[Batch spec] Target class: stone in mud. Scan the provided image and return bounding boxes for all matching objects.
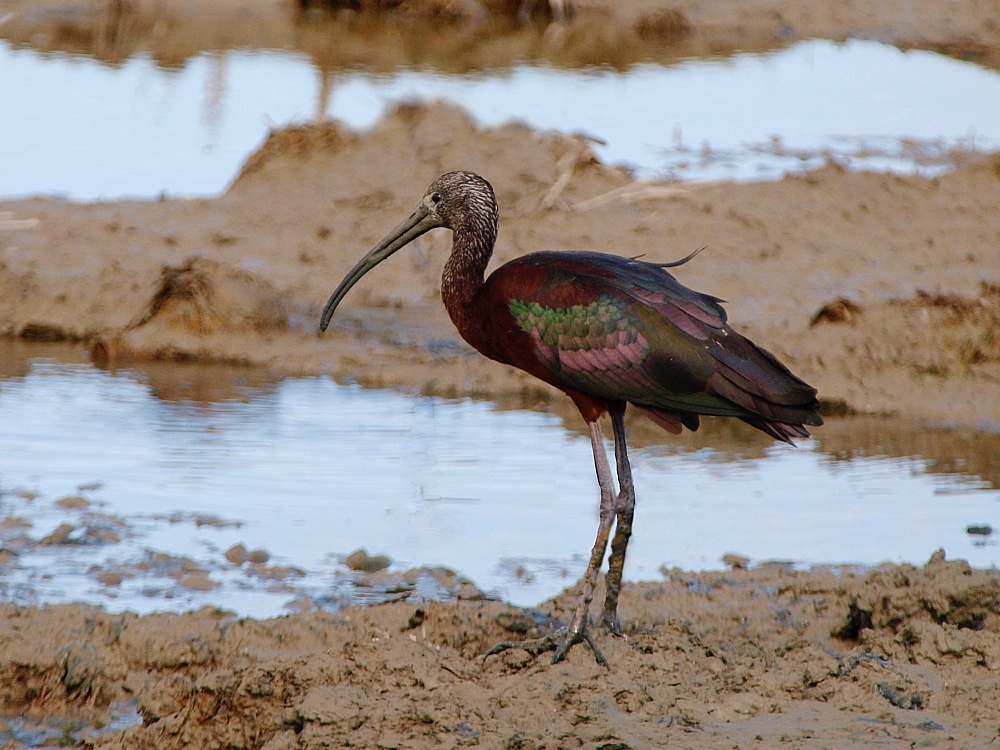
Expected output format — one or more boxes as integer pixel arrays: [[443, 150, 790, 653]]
[[96, 570, 125, 587], [247, 548, 271, 564], [39, 523, 75, 545], [722, 553, 750, 570], [344, 548, 391, 572], [55, 495, 90, 509], [177, 572, 219, 592]]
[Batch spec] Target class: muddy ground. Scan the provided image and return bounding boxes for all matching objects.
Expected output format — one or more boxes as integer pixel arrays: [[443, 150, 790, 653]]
[[3, 0, 1000, 747], [3, 556, 1000, 748]]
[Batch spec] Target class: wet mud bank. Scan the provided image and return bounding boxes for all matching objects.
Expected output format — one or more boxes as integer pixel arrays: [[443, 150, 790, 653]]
[[2, 554, 999, 748]]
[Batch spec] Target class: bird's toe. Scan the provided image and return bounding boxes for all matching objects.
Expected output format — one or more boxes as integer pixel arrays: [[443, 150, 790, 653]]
[[553, 625, 609, 668], [598, 609, 624, 636], [483, 624, 609, 668]]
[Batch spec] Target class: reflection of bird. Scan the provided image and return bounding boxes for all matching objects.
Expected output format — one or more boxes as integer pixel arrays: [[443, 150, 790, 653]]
[[320, 171, 822, 665]]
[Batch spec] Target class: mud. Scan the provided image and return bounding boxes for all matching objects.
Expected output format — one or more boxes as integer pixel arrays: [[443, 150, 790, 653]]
[[4, 0, 1000, 71], [0, 553, 997, 748], [3, 1, 1000, 747]]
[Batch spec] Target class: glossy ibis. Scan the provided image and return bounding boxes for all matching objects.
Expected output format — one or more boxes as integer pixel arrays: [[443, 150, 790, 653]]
[[320, 171, 822, 665]]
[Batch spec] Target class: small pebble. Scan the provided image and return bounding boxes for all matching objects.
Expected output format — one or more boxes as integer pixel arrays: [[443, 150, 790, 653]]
[[96, 571, 124, 587], [39, 523, 75, 545], [345, 548, 391, 572], [246, 548, 271, 564], [722, 553, 750, 570], [224, 543, 248, 565], [56, 495, 90, 510], [177, 572, 219, 591], [0, 516, 31, 530]]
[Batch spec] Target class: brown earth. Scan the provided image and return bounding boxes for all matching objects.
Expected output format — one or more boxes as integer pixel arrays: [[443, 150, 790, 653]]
[[4, 0, 1000, 71], [3, 2, 1000, 748], [2, 554, 1000, 748]]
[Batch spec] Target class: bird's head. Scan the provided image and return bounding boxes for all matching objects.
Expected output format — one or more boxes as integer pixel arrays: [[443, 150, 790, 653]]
[[423, 171, 499, 236], [319, 171, 497, 332]]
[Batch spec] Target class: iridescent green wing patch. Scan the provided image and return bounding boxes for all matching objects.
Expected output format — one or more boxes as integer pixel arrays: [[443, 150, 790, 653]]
[[508, 296, 657, 397]]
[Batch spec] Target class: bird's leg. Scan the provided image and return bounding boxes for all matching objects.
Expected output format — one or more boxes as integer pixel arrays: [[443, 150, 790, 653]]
[[551, 417, 617, 666], [600, 404, 635, 635], [484, 417, 615, 667]]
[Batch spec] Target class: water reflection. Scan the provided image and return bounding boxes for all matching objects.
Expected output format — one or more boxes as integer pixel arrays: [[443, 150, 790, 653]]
[[1, 37, 998, 199], [0, 346, 997, 617]]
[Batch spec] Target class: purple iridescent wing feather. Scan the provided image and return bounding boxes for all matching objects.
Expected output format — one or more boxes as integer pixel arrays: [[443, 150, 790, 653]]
[[500, 252, 820, 434]]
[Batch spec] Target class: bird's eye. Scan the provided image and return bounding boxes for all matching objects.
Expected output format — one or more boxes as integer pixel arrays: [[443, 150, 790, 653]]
[[430, 192, 442, 204]]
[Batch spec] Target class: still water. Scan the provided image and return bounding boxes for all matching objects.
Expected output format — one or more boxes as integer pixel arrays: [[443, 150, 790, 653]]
[[1, 353, 997, 618], [2, 38, 999, 199]]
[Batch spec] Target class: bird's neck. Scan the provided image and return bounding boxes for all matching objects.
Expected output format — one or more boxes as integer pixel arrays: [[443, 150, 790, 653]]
[[441, 224, 495, 339]]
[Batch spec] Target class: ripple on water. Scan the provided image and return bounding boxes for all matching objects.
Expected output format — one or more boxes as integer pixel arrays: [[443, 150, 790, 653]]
[[0, 39, 998, 199], [0, 353, 998, 617]]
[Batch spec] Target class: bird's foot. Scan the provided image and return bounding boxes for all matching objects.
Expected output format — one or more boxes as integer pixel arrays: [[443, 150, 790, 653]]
[[598, 609, 624, 637], [553, 622, 609, 668], [598, 609, 652, 655], [485, 632, 560, 661], [485, 623, 608, 668]]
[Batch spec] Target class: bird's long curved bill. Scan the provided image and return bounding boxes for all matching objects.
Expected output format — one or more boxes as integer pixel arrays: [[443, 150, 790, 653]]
[[319, 204, 439, 332]]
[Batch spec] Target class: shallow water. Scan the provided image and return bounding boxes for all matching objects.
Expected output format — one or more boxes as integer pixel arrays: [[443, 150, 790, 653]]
[[1, 348, 997, 618], [1, 38, 998, 199]]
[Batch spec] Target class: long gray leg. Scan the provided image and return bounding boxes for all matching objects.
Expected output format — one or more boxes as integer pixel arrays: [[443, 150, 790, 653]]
[[552, 417, 617, 666], [485, 416, 617, 667], [600, 404, 635, 634]]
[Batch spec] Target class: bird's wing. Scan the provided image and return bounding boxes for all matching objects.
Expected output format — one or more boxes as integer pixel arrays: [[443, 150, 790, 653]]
[[493, 253, 725, 411], [507, 292, 668, 400], [490, 252, 817, 425]]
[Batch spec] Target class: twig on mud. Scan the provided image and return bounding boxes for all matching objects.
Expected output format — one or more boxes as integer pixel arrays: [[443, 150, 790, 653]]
[[570, 180, 706, 211], [0, 211, 40, 230], [540, 138, 601, 211], [540, 151, 582, 211]]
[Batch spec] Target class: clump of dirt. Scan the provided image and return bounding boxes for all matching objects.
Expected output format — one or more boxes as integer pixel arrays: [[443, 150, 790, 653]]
[[343, 548, 392, 572], [137, 257, 288, 335], [891, 285, 1000, 372], [91, 257, 288, 365], [1, 555, 999, 748], [225, 100, 625, 216], [802, 283, 1000, 384], [810, 297, 863, 326], [834, 550, 1000, 638]]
